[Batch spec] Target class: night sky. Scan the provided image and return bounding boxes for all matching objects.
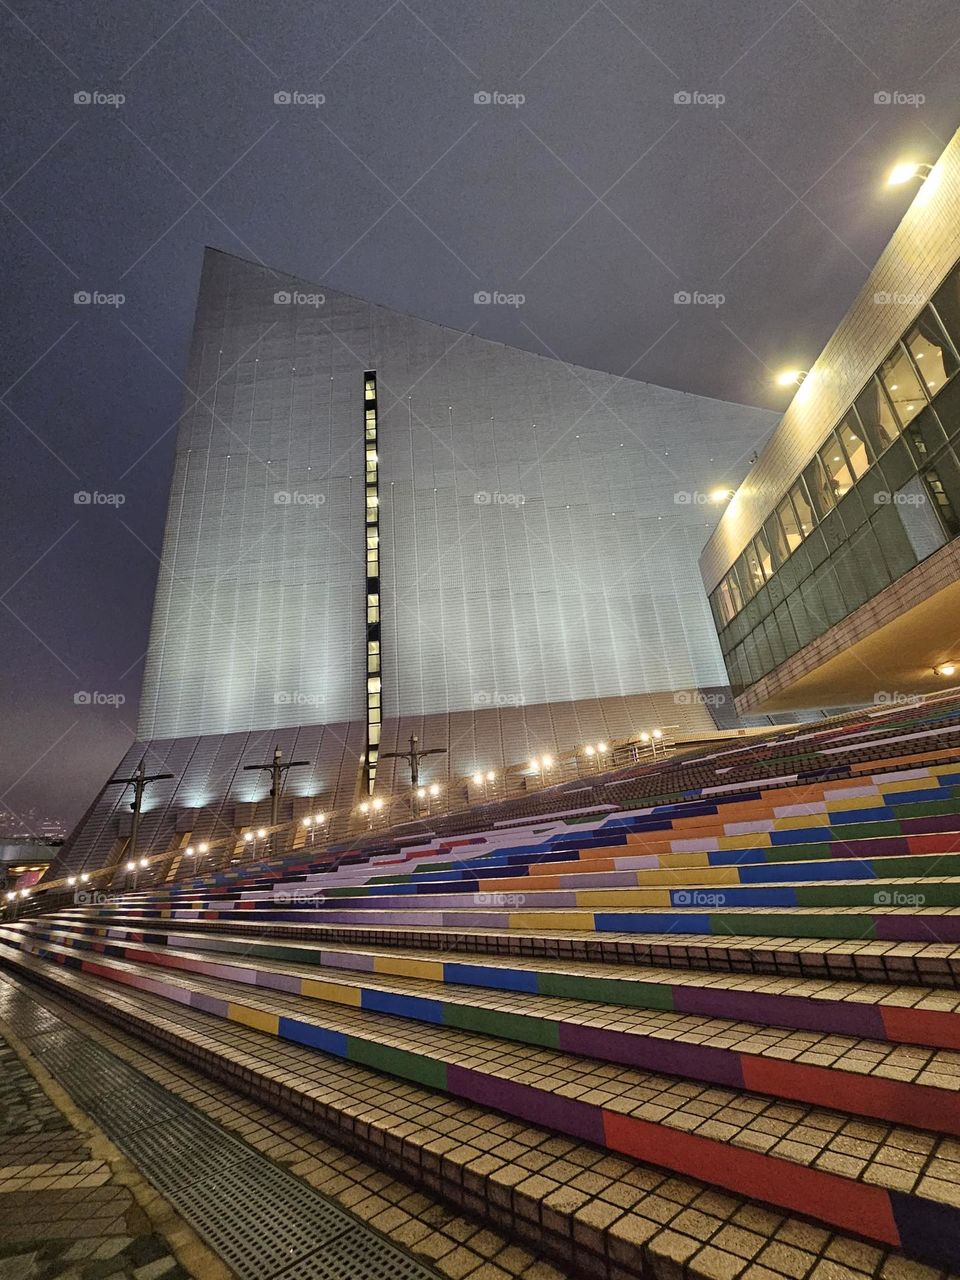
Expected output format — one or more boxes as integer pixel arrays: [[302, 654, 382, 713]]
[[2, 0, 959, 831]]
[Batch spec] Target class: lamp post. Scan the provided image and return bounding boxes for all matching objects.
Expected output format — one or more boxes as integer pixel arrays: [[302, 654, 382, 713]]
[[108, 757, 174, 868], [243, 746, 310, 828]]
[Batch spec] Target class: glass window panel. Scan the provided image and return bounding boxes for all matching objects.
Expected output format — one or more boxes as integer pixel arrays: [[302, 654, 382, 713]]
[[922, 462, 960, 539], [801, 456, 834, 520], [905, 306, 959, 396], [855, 377, 900, 455], [734, 554, 755, 601], [878, 344, 927, 427], [754, 528, 773, 580], [818, 432, 855, 501], [777, 496, 803, 552], [789, 479, 815, 535], [932, 265, 960, 351], [716, 581, 735, 626], [743, 542, 766, 593], [764, 512, 790, 569], [727, 569, 744, 613], [836, 413, 872, 480]]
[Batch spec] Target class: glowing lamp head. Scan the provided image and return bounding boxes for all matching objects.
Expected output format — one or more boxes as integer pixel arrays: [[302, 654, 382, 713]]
[[596, 742, 608, 753], [584, 745, 595, 756], [315, 814, 325, 824], [359, 802, 369, 814], [473, 772, 484, 785], [416, 787, 426, 798], [256, 830, 265, 840], [428, 783, 440, 797], [127, 861, 137, 871], [302, 816, 312, 827], [709, 488, 734, 503], [199, 842, 210, 853], [935, 663, 957, 678], [775, 368, 806, 387], [486, 771, 495, 782], [542, 755, 554, 769], [373, 797, 384, 811], [887, 160, 922, 187], [67, 876, 76, 886], [243, 832, 253, 843]]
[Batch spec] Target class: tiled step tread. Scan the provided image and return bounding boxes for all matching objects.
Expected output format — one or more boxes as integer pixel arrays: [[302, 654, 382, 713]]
[[13, 923, 960, 1092], [34, 917, 960, 1015], [10, 934, 960, 1210], [56, 909, 960, 985], [6, 949, 956, 1280]]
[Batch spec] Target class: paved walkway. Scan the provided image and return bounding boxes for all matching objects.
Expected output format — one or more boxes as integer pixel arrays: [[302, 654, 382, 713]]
[[0, 1026, 191, 1280]]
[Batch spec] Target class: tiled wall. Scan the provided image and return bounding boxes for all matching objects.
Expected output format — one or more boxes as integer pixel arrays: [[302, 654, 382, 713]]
[[137, 249, 777, 741], [701, 127, 960, 594]]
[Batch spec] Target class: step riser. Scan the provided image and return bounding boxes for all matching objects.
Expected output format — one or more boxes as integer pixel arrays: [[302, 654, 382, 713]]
[[85, 904, 960, 943], [23, 918, 960, 1051], [51, 909, 960, 987]]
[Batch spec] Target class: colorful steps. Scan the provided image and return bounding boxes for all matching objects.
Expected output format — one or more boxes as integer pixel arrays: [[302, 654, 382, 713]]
[[4, 938, 960, 1268], [6, 949, 950, 1280], [9, 920, 960, 1136], [25, 916, 960, 1050]]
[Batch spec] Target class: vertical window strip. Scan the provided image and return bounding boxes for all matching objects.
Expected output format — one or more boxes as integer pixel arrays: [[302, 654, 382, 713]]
[[364, 372, 380, 795]]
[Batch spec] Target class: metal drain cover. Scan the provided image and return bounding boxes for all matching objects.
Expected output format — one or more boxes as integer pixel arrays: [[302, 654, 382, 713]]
[[11, 987, 442, 1280]]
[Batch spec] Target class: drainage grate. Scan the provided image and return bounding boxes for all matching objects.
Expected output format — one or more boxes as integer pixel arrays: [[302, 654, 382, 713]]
[[19, 999, 441, 1280], [175, 1156, 360, 1277], [277, 1231, 449, 1280]]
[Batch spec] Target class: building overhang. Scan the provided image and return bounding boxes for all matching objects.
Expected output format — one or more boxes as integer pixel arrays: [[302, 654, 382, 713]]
[[734, 537, 960, 712]]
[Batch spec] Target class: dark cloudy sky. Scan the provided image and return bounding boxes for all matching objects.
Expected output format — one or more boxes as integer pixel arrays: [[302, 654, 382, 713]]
[[2, 0, 959, 829]]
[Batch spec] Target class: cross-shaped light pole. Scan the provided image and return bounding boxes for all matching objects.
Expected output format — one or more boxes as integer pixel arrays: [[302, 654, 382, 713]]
[[109, 757, 174, 865], [380, 734, 447, 789], [244, 746, 310, 829], [380, 734, 446, 813]]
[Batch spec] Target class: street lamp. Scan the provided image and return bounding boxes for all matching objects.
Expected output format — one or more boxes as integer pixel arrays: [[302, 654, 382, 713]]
[[775, 368, 807, 387], [887, 160, 932, 186]]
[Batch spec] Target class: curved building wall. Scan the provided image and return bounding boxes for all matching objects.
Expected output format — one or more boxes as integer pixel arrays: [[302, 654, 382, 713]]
[[137, 249, 778, 741]]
